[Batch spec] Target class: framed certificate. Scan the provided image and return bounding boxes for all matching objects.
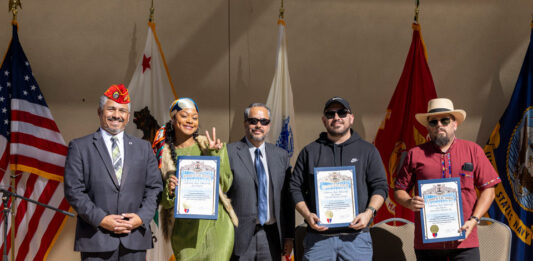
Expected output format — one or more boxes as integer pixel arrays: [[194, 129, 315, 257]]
[[418, 178, 465, 243], [314, 166, 358, 228], [174, 156, 219, 220]]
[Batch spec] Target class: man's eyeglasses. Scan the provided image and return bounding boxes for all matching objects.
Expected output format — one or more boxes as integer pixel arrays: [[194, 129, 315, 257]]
[[246, 118, 271, 125], [324, 109, 350, 119], [428, 117, 452, 127]]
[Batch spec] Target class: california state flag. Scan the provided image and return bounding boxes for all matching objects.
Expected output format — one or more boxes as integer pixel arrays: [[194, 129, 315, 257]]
[[126, 21, 176, 261], [126, 22, 177, 141]]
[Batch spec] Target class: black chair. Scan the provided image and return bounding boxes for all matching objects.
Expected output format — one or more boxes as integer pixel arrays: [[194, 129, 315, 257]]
[[294, 223, 307, 261]]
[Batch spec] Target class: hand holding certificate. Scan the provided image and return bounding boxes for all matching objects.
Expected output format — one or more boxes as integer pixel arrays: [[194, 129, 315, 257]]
[[314, 166, 358, 228], [174, 156, 220, 220], [418, 178, 465, 243]]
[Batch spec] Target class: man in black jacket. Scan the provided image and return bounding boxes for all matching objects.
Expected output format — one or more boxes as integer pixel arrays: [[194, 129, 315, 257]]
[[290, 97, 388, 260]]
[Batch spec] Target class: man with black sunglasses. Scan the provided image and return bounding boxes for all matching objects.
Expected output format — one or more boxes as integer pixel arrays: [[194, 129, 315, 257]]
[[394, 98, 500, 261], [227, 103, 295, 261], [290, 97, 388, 260]]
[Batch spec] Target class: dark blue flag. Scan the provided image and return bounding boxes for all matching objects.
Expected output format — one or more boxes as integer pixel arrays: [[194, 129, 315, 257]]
[[484, 23, 533, 261]]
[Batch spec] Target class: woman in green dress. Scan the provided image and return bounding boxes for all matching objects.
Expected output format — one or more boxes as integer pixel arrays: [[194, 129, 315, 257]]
[[153, 97, 238, 261]]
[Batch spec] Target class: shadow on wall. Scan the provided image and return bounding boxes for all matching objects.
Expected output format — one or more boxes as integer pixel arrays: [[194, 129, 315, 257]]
[[123, 23, 138, 85], [229, 57, 248, 143], [353, 112, 367, 142], [476, 75, 506, 146], [164, 0, 274, 102], [475, 32, 531, 145]]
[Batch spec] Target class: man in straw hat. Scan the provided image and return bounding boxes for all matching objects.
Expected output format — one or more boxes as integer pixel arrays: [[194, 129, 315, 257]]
[[394, 98, 501, 261], [64, 84, 163, 260]]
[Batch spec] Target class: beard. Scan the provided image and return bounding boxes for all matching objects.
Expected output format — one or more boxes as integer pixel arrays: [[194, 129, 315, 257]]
[[433, 135, 450, 147], [247, 127, 266, 142], [431, 128, 453, 147], [250, 136, 265, 142], [327, 127, 350, 137], [326, 121, 350, 137], [249, 133, 265, 142], [104, 117, 125, 134]]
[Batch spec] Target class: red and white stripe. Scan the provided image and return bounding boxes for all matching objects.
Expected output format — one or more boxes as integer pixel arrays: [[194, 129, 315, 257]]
[[0, 98, 70, 260]]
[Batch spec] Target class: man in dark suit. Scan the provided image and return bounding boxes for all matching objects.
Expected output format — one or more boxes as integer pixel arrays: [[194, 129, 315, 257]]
[[64, 84, 163, 261], [227, 103, 295, 261]]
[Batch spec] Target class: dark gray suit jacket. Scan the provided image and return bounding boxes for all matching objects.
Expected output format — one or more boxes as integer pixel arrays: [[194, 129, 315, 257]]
[[64, 131, 163, 252], [227, 138, 295, 256]]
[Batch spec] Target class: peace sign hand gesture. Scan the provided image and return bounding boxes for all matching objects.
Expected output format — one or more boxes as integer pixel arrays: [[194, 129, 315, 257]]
[[205, 127, 223, 151]]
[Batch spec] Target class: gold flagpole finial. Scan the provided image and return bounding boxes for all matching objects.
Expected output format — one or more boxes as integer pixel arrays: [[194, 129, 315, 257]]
[[414, 0, 420, 24], [149, 0, 155, 22], [9, 0, 22, 22], [279, 0, 284, 19]]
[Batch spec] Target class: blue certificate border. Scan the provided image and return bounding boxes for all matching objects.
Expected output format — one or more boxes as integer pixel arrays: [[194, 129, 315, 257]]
[[418, 178, 465, 243], [313, 166, 358, 228], [174, 155, 220, 220]]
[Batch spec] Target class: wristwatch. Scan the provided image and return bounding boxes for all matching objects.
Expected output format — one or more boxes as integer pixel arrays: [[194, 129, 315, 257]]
[[469, 215, 480, 224], [366, 206, 377, 217]]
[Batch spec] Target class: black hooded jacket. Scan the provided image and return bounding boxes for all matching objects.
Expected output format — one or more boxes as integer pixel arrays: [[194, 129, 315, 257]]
[[290, 129, 388, 234]]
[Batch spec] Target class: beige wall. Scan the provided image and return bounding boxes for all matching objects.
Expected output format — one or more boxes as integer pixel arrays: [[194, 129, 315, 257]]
[[0, 0, 532, 260]]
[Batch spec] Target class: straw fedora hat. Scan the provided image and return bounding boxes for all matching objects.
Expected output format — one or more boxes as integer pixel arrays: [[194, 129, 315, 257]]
[[415, 98, 466, 127]]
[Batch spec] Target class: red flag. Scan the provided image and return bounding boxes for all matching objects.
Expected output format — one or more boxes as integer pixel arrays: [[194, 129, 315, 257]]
[[373, 23, 437, 223]]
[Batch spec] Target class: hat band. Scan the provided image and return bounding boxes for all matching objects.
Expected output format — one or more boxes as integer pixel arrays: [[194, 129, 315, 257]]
[[428, 108, 452, 113]]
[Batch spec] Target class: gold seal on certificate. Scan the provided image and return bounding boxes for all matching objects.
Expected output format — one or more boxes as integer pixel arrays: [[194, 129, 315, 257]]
[[418, 178, 465, 243], [314, 166, 358, 228], [174, 156, 220, 220]]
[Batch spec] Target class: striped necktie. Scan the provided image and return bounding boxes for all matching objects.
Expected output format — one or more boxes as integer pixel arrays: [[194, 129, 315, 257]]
[[111, 136, 122, 185]]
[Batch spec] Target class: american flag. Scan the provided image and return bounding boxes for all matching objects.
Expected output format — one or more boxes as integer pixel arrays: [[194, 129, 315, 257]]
[[0, 22, 70, 260]]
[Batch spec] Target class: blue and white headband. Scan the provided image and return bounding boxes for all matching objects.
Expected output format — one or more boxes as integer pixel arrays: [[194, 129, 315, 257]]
[[169, 98, 199, 118]]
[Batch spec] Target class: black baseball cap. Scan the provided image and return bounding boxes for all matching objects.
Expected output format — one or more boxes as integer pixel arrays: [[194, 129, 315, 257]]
[[323, 96, 351, 112]]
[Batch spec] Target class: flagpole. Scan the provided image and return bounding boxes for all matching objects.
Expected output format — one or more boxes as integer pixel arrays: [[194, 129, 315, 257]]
[[279, 0, 284, 19], [149, 0, 154, 22], [8, 2, 22, 259], [8, 0, 21, 22], [414, 0, 420, 24]]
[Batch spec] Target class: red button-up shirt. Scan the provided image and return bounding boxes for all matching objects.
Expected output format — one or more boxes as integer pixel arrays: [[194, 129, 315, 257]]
[[395, 139, 501, 249]]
